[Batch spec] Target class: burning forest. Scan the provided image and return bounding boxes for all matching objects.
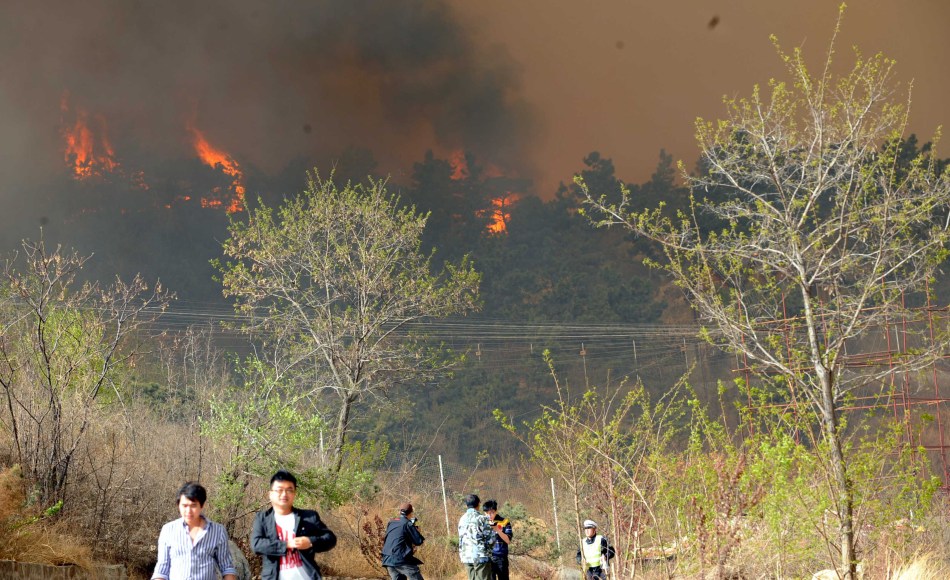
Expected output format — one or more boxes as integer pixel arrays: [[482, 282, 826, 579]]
[[3, 2, 950, 579], [0, 0, 542, 300]]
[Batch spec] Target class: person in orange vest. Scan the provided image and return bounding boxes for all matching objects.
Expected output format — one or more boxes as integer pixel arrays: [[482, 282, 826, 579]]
[[575, 520, 614, 580]]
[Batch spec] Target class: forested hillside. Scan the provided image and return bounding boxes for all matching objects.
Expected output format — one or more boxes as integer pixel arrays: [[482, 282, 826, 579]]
[[17, 136, 946, 463]]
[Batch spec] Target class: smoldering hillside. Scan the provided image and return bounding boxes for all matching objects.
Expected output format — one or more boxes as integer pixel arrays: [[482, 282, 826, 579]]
[[0, 0, 538, 298]]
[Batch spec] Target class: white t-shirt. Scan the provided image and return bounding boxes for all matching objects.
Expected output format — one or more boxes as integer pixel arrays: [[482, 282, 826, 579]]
[[274, 512, 309, 580]]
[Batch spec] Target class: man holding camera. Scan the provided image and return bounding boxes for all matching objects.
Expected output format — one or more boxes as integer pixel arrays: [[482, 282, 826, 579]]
[[381, 502, 426, 580], [483, 500, 512, 580]]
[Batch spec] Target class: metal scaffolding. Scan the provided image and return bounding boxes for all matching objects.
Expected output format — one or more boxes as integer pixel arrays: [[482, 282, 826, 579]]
[[730, 288, 950, 491]]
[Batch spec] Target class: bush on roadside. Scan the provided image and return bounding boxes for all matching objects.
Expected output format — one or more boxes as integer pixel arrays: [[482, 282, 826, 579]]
[[0, 465, 93, 569]]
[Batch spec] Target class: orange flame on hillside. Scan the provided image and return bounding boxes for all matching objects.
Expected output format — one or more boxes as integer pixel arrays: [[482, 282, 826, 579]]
[[60, 94, 118, 179], [188, 125, 246, 213], [449, 150, 518, 234], [487, 194, 516, 234]]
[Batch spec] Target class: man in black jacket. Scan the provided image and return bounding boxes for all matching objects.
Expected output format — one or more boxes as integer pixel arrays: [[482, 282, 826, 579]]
[[483, 500, 512, 580], [251, 470, 337, 580], [381, 502, 425, 580]]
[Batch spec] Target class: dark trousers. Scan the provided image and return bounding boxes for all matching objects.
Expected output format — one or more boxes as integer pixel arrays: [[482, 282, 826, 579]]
[[463, 561, 492, 580], [489, 555, 509, 580], [385, 564, 425, 580], [585, 565, 607, 580]]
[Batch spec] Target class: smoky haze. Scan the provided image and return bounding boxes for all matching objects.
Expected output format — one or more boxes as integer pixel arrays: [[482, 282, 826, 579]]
[[0, 0, 535, 199], [453, 0, 950, 195], [1, 0, 948, 300]]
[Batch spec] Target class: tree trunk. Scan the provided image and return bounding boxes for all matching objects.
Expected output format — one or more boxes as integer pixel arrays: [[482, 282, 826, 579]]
[[331, 392, 356, 472], [820, 371, 856, 580], [571, 478, 582, 571]]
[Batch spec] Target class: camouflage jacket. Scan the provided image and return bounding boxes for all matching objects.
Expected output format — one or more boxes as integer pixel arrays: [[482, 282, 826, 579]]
[[457, 508, 494, 564]]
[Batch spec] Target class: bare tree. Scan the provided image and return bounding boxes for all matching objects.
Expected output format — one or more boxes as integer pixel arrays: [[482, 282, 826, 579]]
[[154, 323, 231, 479], [217, 173, 480, 471], [495, 350, 602, 569], [579, 11, 950, 578], [0, 238, 169, 504]]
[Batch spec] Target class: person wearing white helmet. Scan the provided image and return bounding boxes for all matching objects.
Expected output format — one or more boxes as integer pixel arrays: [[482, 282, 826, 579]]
[[575, 520, 614, 580]]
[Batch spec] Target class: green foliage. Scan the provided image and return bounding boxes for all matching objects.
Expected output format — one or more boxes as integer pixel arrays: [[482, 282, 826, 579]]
[[580, 10, 950, 575], [201, 356, 329, 528], [498, 352, 689, 575], [10, 499, 64, 531], [201, 349, 388, 528], [216, 171, 480, 471], [306, 440, 388, 508], [499, 502, 552, 558], [642, 376, 948, 578]]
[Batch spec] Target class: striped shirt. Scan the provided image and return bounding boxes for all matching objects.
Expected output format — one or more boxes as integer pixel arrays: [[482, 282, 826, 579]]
[[152, 516, 237, 580]]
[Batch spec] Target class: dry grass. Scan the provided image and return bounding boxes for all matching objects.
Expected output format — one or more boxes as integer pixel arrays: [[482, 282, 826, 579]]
[[318, 469, 564, 580], [0, 465, 94, 569], [322, 491, 469, 579], [887, 553, 949, 580], [3, 401, 950, 580]]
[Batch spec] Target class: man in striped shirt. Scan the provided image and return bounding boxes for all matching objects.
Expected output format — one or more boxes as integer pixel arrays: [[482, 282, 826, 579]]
[[152, 482, 236, 580]]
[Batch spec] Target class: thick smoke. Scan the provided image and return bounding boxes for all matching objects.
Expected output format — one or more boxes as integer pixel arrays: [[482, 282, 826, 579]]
[[0, 0, 535, 202], [0, 0, 537, 298]]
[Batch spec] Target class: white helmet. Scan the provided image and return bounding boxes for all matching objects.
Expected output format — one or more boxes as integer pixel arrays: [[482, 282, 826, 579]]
[[583, 519, 597, 529]]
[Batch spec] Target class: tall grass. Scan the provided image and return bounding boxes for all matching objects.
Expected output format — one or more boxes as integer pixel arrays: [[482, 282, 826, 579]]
[[0, 465, 93, 569]]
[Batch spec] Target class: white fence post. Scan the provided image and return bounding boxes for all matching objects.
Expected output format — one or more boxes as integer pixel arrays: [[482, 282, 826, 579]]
[[551, 477, 561, 562], [439, 454, 451, 536]]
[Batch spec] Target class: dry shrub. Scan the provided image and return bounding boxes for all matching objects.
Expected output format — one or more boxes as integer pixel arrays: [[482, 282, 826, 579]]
[[887, 553, 949, 580], [509, 554, 557, 579], [322, 496, 465, 579], [0, 465, 93, 568], [1, 401, 235, 577], [854, 492, 950, 580], [315, 462, 568, 580], [62, 404, 210, 575], [356, 509, 387, 568]]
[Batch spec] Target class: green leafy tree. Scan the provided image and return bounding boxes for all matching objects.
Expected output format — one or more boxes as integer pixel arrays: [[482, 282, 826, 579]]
[[495, 354, 594, 563], [217, 173, 480, 471], [201, 356, 385, 532], [474, 153, 669, 323], [201, 356, 327, 532], [579, 10, 950, 578], [497, 351, 686, 574]]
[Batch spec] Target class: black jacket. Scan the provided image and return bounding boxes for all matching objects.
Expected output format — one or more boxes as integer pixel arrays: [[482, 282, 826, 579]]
[[381, 515, 425, 567], [251, 506, 337, 580]]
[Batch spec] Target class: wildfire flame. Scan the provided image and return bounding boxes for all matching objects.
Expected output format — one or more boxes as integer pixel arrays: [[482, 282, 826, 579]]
[[487, 194, 515, 234], [60, 94, 118, 179], [188, 125, 246, 213], [449, 150, 516, 234]]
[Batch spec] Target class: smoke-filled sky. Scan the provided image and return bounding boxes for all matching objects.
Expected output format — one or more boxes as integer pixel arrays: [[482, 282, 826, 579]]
[[1, 0, 947, 216], [1, 0, 537, 193], [452, 0, 950, 194]]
